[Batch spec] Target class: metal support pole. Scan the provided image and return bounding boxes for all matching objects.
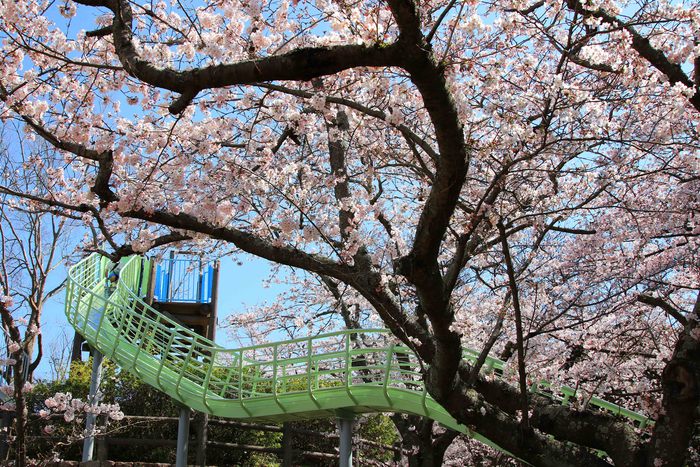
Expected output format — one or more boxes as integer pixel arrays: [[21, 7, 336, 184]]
[[338, 416, 354, 467], [176, 406, 191, 467], [167, 250, 175, 302], [82, 350, 104, 462]]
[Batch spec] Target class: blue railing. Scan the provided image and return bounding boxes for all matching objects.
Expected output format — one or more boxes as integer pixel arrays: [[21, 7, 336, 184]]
[[153, 257, 214, 303]]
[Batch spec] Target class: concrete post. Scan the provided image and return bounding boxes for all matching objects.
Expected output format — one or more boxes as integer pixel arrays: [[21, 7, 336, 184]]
[[82, 350, 104, 462], [176, 406, 191, 467]]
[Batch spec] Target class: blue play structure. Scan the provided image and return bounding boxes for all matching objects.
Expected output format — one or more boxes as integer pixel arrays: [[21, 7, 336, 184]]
[[153, 254, 215, 304]]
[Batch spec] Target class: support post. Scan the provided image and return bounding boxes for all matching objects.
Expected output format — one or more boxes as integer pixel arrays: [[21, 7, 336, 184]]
[[195, 412, 208, 466], [206, 261, 220, 341], [337, 415, 354, 467], [167, 250, 176, 302], [145, 259, 156, 305], [176, 406, 191, 467], [82, 350, 104, 462], [281, 422, 293, 467], [96, 435, 108, 462]]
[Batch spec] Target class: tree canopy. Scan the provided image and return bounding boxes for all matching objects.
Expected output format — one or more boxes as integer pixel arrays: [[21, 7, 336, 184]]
[[0, 0, 698, 465]]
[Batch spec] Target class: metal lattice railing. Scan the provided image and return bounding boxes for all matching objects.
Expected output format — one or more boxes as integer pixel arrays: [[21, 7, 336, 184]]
[[66, 255, 443, 415], [65, 253, 651, 447], [153, 257, 214, 303]]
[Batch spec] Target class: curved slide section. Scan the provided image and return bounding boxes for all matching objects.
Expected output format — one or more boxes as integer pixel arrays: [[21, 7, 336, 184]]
[[65, 254, 650, 456]]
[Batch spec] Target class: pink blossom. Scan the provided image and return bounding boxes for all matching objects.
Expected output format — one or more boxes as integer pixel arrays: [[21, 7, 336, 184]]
[[278, 217, 296, 235], [63, 410, 75, 422]]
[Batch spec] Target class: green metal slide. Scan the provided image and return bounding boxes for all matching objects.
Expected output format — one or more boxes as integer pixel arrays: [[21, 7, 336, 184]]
[[65, 253, 650, 456]]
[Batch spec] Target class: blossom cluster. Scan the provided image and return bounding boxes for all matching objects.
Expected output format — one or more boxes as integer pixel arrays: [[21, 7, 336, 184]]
[[43, 392, 124, 425]]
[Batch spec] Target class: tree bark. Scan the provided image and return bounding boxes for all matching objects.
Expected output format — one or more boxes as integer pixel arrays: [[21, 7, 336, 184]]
[[645, 293, 700, 466], [12, 357, 26, 467], [393, 416, 458, 467]]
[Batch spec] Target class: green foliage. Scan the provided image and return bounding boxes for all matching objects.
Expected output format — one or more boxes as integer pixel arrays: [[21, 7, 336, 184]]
[[358, 414, 399, 461]]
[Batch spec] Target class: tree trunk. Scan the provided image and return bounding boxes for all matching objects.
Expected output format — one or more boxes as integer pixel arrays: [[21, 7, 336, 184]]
[[12, 358, 26, 467], [405, 433, 455, 467], [646, 296, 700, 467], [394, 416, 457, 467]]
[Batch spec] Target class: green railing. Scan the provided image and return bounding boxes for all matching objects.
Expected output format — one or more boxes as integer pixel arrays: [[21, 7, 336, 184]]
[[65, 254, 651, 454]]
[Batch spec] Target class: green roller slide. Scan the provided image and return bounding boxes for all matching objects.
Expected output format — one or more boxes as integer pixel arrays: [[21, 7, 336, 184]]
[[65, 254, 651, 456]]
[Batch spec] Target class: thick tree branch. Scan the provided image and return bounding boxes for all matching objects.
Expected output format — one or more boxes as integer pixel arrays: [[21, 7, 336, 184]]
[[528, 405, 646, 467], [110, 232, 192, 260], [325, 109, 353, 242], [460, 363, 646, 466], [75, 0, 402, 114], [637, 294, 688, 326], [439, 382, 613, 467], [122, 208, 346, 276], [85, 25, 113, 38]]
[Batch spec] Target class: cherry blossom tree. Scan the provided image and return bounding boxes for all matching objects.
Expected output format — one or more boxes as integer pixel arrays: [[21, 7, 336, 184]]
[[0, 138, 75, 466], [0, 0, 698, 466]]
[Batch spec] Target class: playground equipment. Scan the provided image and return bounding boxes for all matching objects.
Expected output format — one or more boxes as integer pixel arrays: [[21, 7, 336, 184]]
[[150, 251, 219, 340], [65, 254, 650, 465]]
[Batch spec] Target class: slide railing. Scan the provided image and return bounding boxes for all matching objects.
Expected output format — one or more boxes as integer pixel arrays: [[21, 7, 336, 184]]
[[65, 253, 651, 455]]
